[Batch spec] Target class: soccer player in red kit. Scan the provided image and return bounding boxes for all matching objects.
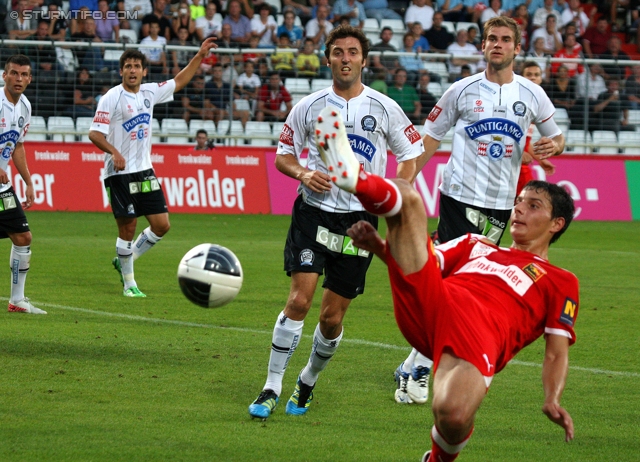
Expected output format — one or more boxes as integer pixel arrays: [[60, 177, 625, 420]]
[[315, 105, 578, 461]]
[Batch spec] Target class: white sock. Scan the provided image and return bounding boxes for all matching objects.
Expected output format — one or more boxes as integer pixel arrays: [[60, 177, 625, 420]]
[[264, 311, 304, 396], [116, 238, 136, 290], [402, 348, 419, 374], [299, 323, 343, 386], [132, 227, 161, 261], [9, 244, 30, 303], [414, 352, 434, 371]]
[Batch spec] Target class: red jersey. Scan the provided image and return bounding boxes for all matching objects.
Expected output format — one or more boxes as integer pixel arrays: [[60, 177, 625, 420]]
[[258, 84, 292, 111], [389, 234, 579, 379], [517, 124, 535, 194], [551, 49, 584, 77]]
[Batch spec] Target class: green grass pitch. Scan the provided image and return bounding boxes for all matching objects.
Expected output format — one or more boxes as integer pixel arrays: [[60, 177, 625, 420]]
[[1, 212, 639, 461]]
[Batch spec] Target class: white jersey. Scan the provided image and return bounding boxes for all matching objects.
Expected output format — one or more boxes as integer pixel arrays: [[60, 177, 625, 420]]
[[276, 85, 424, 213], [424, 72, 557, 210], [0, 91, 31, 193], [91, 80, 176, 178]]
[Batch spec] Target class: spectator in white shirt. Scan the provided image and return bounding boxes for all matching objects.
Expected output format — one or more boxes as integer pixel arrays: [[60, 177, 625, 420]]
[[480, 0, 505, 26], [529, 14, 562, 53], [196, 2, 222, 41], [251, 4, 277, 47], [404, 0, 435, 31], [532, 0, 562, 30], [446, 29, 480, 77]]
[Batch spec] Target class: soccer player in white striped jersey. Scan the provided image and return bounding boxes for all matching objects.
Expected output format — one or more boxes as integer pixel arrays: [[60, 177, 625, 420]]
[[1, 55, 46, 314], [248, 25, 424, 420], [89, 39, 217, 298], [395, 16, 566, 406]]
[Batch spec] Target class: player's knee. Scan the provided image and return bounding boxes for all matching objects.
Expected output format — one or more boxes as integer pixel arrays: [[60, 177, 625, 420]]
[[11, 231, 32, 247], [432, 400, 474, 435], [318, 310, 343, 331], [285, 292, 313, 317]]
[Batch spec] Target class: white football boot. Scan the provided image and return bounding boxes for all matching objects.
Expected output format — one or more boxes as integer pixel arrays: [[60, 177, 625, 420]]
[[8, 298, 47, 314]]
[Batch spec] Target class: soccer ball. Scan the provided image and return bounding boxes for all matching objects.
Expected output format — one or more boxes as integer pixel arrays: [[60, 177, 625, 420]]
[[177, 243, 243, 308]]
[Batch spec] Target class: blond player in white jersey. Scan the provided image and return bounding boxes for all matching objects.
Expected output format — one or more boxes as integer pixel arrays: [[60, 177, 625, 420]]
[[0, 55, 45, 314], [248, 25, 424, 420], [394, 16, 566, 406], [89, 39, 217, 298]]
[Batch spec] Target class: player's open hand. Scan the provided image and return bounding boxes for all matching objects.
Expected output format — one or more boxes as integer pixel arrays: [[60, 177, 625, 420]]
[[532, 137, 559, 160], [542, 402, 574, 442], [198, 37, 218, 58], [299, 169, 332, 193]]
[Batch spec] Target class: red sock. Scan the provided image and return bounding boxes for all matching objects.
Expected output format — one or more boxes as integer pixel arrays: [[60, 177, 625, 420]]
[[354, 171, 402, 217], [428, 425, 473, 462]]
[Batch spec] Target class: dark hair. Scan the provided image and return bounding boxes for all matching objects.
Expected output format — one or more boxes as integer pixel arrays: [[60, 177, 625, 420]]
[[4, 54, 31, 73], [147, 18, 160, 26], [380, 26, 393, 37], [196, 129, 208, 136], [278, 32, 290, 40], [521, 60, 541, 71], [523, 180, 575, 244], [325, 25, 370, 60], [482, 16, 521, 47], [119, 49, 148, 70]]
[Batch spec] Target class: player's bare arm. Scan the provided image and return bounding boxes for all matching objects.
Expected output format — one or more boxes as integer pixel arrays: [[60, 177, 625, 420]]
[[275, 153, 332, 193], [413, 134, 441, 181], [541, 333, 574, 442], [174, 37, 218, 93], [89, 131, 126, 172], [11, 142, 34, 209]]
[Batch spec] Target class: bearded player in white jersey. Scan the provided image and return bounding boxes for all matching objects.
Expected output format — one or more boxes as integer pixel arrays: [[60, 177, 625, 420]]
[[248, 25, 425, 420], [0, 55, 46, 314], [394, 16, 566, 407], [89, 39, 216, 298]]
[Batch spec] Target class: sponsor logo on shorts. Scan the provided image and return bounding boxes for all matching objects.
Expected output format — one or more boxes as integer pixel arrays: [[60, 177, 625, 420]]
[[93, 111, 110, 125], [522, 262, 546, 282], [404, 125, 420, 144], [279, 123, 294, 146], [315, 226, 370, 257], [559, 297, 577, 326], [427, 105, 442, 122], [299, 248, 314, 266]]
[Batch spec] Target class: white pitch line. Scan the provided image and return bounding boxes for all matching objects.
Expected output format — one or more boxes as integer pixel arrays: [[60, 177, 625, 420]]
[[19, 300, 640, 379]]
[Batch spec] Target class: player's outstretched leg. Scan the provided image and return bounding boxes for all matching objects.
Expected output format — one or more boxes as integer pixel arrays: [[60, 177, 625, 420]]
[[315, 106, 402, 217], [285, 373, 314, 416], [248, 389, 279, 420]]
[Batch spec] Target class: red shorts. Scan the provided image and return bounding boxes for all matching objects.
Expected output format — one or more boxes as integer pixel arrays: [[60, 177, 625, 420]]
[[386, 240, 502, 379]]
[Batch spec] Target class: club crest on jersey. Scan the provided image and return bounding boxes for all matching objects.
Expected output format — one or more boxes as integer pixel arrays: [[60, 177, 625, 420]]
[[513, 101, 526, 116], [478, 136, 513, 161], [464, 117, 524, 143], [522, 262, 547, 282], [348, 134, 376, 162], [17, 116, 24, 128], [2, 146, 12, 160], [122, 113, 151, 132], [300, 248, 314, 266], [144, 99, 151, 108], [361, 115, 377, 132], [559, 297, 577, 326]]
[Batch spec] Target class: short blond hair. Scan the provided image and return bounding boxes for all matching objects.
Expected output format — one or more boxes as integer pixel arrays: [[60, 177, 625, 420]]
[[482, 16, 521, 47]]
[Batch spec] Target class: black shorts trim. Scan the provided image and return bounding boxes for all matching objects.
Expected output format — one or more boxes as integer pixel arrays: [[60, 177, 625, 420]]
[[437, 194, 511, 245], [104, 168, 168, 218], [284, 196, 377, 299]]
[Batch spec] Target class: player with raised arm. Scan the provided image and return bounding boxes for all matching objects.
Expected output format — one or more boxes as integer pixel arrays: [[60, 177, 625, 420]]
[[394, 16, 566, 404], [89, 39, 217, 298], [1, 55, 45, 314], [248, 25, 424, 420], [317, 108, 578, 460]]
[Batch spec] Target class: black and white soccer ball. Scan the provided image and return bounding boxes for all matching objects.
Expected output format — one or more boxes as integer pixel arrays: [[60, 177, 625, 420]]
[[177, 243, 243, 308]]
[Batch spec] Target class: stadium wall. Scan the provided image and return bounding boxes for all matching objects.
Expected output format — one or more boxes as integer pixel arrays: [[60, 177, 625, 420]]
[[16, 142, 640, 220]]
